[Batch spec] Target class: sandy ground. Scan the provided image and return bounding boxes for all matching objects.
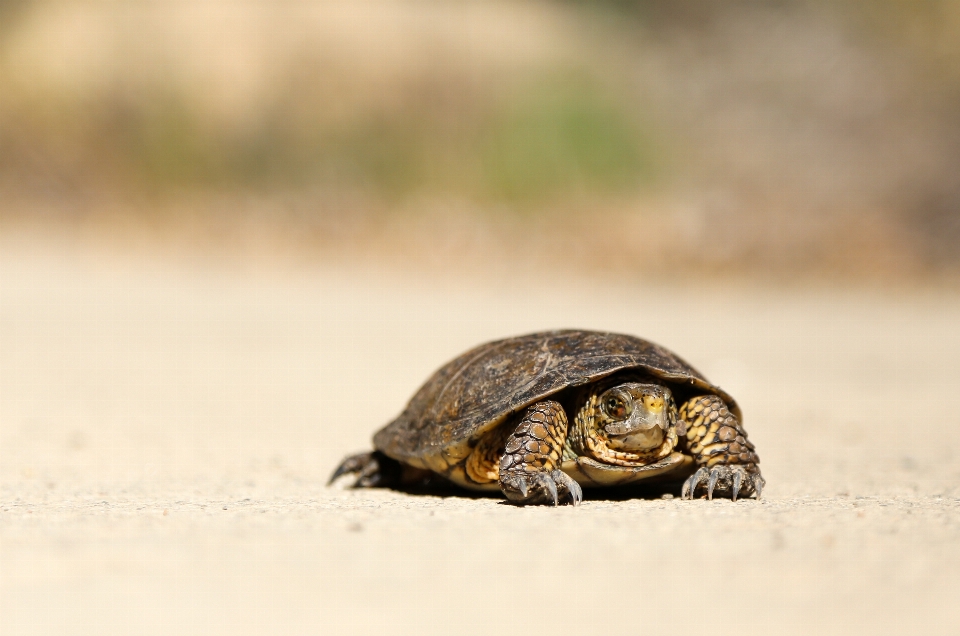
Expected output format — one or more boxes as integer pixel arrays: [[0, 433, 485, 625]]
[[2, 236, 960, 636]]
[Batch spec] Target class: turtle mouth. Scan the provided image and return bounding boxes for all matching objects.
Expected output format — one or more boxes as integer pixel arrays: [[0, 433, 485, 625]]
[[607, 427, 666, 451], [604, 409, 667, 451]]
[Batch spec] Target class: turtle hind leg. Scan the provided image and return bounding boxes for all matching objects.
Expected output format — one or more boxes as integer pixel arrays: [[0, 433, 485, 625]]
[[328, 450, 402, 488], [678, 395, 764, 500], [498, 400, 583, 506]]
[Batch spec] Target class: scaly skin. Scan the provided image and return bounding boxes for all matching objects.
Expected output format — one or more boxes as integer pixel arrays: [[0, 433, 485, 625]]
[[678, 395, 764, 500], [498, 401, 582, 506]]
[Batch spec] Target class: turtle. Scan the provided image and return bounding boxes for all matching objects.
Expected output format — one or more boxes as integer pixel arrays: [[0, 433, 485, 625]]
[[329, 330, 763, 506]]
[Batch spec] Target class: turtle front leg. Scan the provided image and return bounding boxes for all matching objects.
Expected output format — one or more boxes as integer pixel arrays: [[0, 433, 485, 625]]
[[678, 396, 764, 500], [499, 401, 583, 506]]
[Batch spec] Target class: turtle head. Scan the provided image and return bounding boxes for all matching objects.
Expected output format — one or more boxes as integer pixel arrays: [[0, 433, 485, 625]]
[[597, 383, 674, 452]]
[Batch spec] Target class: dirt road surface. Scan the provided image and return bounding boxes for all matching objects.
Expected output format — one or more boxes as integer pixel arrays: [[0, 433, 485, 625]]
[[2, 237, 959, 635]]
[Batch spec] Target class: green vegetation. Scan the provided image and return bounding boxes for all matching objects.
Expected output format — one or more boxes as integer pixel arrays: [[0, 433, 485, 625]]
[[479, 80, 658, 202], [84, 78, 660, 204]]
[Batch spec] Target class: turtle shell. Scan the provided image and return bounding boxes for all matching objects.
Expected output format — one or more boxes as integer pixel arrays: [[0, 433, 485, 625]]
[[373, 330, 739, 471]]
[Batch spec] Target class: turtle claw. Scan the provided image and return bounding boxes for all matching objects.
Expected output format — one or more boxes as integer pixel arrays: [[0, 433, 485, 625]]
[[328, 452, 374, 486], [682, 464, 762, 501], [328, 451, 400, 488], [707, 469, 720, 500], [518, 479, 529, 499], [753, 473, 766, 499], [501, 470, 582, 506], [540, 473, 559, 506], [682, 467, 709, 499], [552, 469, 583, 506]]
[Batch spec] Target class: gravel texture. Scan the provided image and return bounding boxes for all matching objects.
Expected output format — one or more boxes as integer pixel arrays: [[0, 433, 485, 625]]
[[2, 239, 959, 635]]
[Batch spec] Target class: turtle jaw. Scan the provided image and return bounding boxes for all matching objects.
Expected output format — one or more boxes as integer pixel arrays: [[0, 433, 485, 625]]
[[605, 416, 666, 451]]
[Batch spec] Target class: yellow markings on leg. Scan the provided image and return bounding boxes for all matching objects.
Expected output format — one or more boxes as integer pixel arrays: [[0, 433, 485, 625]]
[[466, 402, 572, 485], [498, 401, 569, 483], [679, 395, 759, 469], [464, 423, 512, 484]]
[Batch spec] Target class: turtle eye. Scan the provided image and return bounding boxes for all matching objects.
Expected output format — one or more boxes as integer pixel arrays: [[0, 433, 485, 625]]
[[603, 396, 627, 419]]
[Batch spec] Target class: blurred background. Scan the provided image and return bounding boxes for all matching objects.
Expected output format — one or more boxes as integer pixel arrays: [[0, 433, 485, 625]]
[[4, 5, 960, 634], [2, 0, 959, 281]]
